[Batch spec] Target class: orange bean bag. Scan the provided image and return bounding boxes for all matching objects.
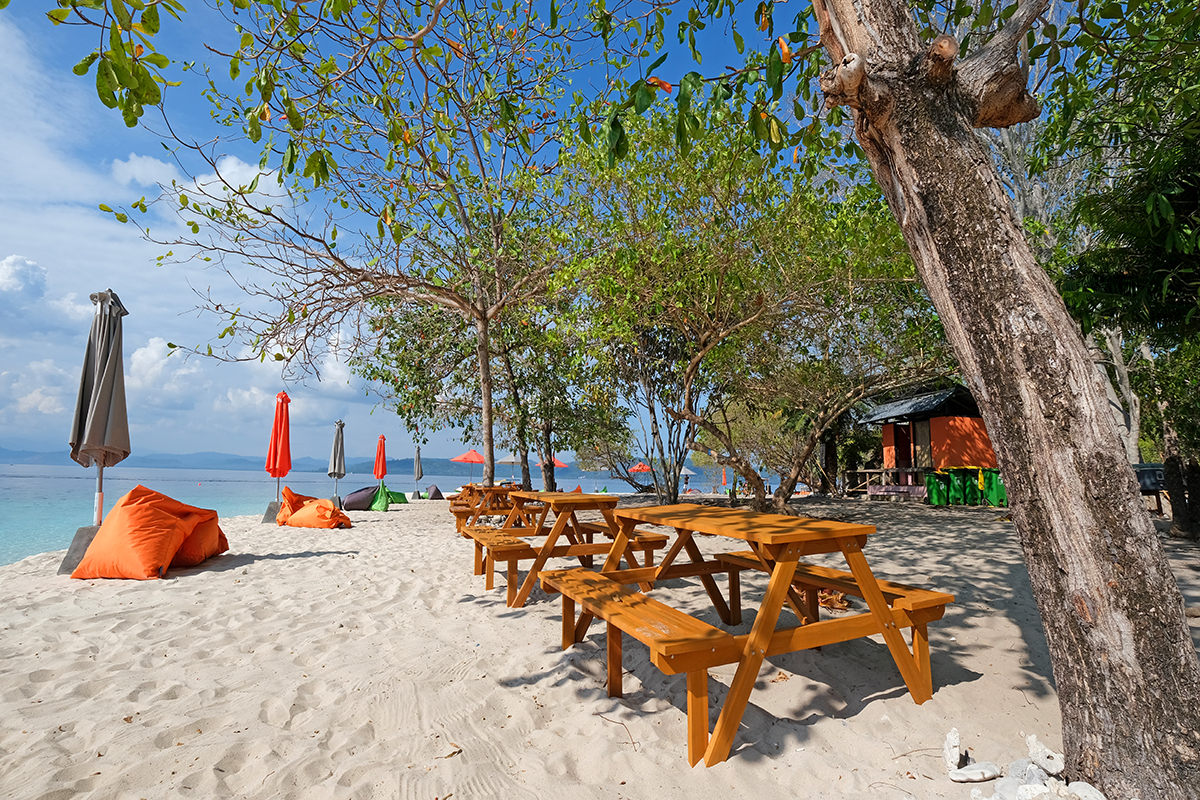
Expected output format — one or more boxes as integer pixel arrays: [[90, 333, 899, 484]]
[[172, 513, 230, 567], [276, 486, 319, 525], [285, 498, 352, 529], [71, 485, 229, 580]]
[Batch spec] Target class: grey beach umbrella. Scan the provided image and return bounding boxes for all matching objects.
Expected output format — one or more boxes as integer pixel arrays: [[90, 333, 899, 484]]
[[414, 445, 424, 495], [328, 420, 346, 506], [497, 452, 520, 480], [68, 290, 131, 526]]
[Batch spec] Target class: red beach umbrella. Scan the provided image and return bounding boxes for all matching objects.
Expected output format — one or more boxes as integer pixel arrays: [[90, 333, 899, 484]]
[[374, 435, 387, 483], [451, 448, 485, 483], [537, 456, 568, 469], [265, 391, 291, 502], [629, 461, 652, 474]]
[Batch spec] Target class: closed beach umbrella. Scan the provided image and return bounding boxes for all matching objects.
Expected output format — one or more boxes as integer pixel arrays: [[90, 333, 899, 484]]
[[414, 445, 423, 494], [374, 435, 387, 485], [265, 391, 292, 503], [68, 289, 131, 526], [451, 448, 485, 483], [497, 452, 520, 480], [328, 420, 346, 505]]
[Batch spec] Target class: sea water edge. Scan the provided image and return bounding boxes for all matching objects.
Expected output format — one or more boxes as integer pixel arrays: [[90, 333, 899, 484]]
[[0, 464, 638, 567]]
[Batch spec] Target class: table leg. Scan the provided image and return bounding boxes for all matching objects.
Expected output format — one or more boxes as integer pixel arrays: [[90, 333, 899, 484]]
[[728, 569, 741, 626], [840, 537, 932, 703], [607, 622, 622, 698], [748, 542, 815, 624], [580, 517, 637, 641], [511, 511, 569, 608], [501, 497, 524, 528], [506, 558, 518, 607], [474, 540, 484, 576], [682, 538, 733, 625], [561, 595, 576, 650], [705, 554, 800, 766], [485, 553, 495, 590], [687, 671, 709, 768]]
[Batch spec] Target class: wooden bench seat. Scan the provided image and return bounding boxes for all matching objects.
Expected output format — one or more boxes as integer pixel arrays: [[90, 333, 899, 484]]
[[577, 520, 669, 549], [542, 568, 740, 766], [465, 524, 666, 606], [714, 551, 954, 612]]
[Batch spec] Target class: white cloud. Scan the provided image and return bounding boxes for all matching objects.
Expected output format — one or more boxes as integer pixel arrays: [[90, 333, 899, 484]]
[[112, 153, 182, 188], [0, 254, 47, 298], [0, 358, 72, 423], [47, 292, 95, 321], [16, 387, 66, 415]]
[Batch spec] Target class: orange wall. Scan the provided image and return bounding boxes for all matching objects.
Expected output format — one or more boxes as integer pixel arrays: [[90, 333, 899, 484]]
[[930, 416, 997, 469], [882, 424, 895, 469]]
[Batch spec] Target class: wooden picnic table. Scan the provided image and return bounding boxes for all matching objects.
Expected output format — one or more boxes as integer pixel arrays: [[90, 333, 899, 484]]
[[450, 484, 520, 533], [496, 491, 627, 608], [543, 503, 953, 766]]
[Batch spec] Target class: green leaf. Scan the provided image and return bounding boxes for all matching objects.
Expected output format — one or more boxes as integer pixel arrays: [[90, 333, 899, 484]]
[[766, 48, 783, 99], [143, 52, 169, 68], [99, 203, 114, 212], [633, 83, 654, 114], [732, 28, 744, 54], [96, 60, 119, 107], [0, 0, 12, 9], [549, 0, 557, 28], [112, 0, 133, 31], [73, 52, 100, 76], [646, 50, 668, 76], [578, 114, 592, 145], [141, 4, 160, 34], [47, 8, 70, 24]]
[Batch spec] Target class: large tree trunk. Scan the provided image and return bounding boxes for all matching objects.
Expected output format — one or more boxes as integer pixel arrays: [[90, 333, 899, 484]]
[[815, 0, 1200, 796], [474, 314, 495, 486]]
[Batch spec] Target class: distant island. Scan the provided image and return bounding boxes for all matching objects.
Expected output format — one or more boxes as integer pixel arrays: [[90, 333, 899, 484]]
[[0, 446, 537, 478]]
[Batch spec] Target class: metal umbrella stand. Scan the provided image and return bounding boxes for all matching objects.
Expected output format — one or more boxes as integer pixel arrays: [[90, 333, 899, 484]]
[[59, 290, 131, 575]]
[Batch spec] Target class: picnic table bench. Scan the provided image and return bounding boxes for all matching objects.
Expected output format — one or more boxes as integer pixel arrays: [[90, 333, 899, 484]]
[[464, 504, 668, 606], [544, 504, 955, 766], [449, 484, 519, 534]]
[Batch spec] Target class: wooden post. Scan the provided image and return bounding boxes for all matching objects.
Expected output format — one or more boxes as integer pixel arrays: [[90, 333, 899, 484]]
[[606, 622, 622, 698]]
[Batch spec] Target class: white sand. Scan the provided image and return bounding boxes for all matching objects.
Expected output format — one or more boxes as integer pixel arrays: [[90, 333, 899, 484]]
[[2, 499, 1198, 800]]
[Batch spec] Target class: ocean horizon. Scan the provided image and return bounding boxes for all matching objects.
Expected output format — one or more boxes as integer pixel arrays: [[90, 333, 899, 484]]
[[0, 464, 651, 567]]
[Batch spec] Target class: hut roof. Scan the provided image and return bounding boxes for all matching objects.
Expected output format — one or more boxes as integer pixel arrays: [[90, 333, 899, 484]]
[[861, 386, 981, 424]]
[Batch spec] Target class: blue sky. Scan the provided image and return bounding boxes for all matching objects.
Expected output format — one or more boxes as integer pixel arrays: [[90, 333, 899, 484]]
[[0, 3, 776, 463], [0, 8, 448, 461]]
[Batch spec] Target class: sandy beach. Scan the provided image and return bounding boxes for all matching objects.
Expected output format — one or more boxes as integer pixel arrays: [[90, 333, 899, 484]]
[[2, 498, 1198, 800]]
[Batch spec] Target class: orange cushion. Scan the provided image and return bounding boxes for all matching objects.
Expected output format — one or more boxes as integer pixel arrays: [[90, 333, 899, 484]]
[[276, 486, 319, 525], [72, 485, 210, 580], [172, 513, 230, 567], [286, 499, 352, 529]]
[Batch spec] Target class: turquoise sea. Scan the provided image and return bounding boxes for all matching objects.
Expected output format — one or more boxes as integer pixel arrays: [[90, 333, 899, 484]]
[[0, 464, 470, 567], [0, 463, 669, 566]]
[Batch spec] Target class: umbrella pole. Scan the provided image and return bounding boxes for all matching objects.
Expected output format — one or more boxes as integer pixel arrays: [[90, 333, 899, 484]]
[[94, 463, 104, 526], [276, 476, 281, 503]]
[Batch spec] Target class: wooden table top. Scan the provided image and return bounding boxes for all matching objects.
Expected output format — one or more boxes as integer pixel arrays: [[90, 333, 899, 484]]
[[613, 504, 874, 545], [509, 491, 620, 506]]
